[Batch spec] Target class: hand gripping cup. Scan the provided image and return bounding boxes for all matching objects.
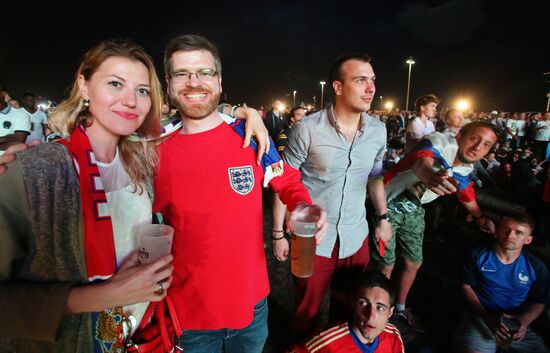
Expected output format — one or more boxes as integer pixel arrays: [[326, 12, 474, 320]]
[[498, 316, 520, 350], [137, 224, 174, 264], [290, 206, 320, 278]]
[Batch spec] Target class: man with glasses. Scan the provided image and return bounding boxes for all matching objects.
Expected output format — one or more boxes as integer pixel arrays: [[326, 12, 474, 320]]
[[153, 34, 327, 353]]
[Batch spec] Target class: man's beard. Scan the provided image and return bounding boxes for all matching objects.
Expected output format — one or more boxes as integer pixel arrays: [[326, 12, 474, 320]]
[[457, 151, 477, 164], [173, 89, 220, 120]]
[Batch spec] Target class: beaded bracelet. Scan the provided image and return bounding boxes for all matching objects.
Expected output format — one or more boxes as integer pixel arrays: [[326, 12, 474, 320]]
[[272, 229, 285, 240]]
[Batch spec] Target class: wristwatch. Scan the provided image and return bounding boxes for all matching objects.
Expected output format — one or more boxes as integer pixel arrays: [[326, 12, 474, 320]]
[[376, 213, 390, 223]]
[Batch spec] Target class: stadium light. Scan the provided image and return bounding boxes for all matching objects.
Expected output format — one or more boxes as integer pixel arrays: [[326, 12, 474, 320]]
[[319, 81, 326, 108], [456, 99, 470, 111], [405, 57, 415, 112]]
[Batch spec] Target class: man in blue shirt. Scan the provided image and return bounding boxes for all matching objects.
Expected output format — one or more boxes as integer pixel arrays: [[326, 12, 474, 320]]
[[454, 212, 550, 353]]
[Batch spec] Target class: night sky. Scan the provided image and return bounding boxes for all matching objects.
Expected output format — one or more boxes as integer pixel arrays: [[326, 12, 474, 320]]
[[2, 0, 549, 112]]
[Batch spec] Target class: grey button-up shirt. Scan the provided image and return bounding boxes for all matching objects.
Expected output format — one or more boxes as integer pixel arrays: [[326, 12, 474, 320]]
[[283, 105, 386, 258]]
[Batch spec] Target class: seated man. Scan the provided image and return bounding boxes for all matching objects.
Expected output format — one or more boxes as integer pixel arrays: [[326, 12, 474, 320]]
[[289, 271, 404, 353], [453, 212, 550, 353]]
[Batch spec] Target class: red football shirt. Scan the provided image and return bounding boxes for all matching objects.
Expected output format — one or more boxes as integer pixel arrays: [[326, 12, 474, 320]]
[[153, 122, 310, 329], [290, 322, 404, 353]]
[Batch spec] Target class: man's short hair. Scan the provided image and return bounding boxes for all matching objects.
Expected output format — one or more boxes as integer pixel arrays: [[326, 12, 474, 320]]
[[459, 121, 501, 140], [501, 211, 536, 233], [414, 94, 440, 113], [328, 53, 371, 93], [289, 106, 304, 119], [354, 270, 395, 307], [444, 109, 460, 123], [164, 34, 222, 77], [22, 92, 35, 98]]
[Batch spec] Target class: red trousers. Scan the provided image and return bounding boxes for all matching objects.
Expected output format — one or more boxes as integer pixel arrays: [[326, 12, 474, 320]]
[[291, 237, 370, 339]]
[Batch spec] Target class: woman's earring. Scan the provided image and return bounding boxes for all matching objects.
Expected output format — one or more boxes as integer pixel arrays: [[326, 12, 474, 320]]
[[82, 98, 90, 108]]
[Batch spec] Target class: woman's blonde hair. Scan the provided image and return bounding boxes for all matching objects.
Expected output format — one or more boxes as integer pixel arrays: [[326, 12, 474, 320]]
[[48, 39, 162, 191]]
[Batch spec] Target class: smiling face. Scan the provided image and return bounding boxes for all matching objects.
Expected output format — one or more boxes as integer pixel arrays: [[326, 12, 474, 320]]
[[78, 56, 151, 141], [333, 59, 376, 113], [455, 126, 497, 164], [351, 286, 394, 344], [166, 49, 221, 120]]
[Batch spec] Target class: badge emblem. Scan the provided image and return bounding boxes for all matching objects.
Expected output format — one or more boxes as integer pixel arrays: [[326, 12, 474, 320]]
[[518, 272, 529, 284], [228, 166, 254, 195]]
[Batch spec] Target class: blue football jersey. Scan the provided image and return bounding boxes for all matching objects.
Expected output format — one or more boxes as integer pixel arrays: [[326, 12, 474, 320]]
[[462, 246, 550, 313]]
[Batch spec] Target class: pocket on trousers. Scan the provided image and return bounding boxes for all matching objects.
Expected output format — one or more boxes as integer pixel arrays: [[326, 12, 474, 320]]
[[253, 297, 267, 312]]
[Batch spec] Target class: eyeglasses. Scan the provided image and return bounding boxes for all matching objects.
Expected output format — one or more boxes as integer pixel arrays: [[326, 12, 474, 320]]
[[170, 68, 219, 83]]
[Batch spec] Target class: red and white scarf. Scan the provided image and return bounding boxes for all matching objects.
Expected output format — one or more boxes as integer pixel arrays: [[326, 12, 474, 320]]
[[58, 125, 116, 281]]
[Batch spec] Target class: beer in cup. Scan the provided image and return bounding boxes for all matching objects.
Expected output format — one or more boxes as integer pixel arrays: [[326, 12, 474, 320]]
[[137, 224, 174, 264], [290, 206, 320, 278]]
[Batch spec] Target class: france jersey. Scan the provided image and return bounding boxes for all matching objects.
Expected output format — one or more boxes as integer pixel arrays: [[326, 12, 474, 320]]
[[462, 246, 550, 314]]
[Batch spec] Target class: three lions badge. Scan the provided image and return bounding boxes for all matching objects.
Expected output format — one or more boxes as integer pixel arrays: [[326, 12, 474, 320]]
[[228, 166, 254, 195]]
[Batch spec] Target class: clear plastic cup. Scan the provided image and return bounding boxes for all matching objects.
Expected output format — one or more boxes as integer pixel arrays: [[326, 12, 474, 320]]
[[498, 316, 520, 350], [290, 206, 320, 278], [137, 224, 174, 264]]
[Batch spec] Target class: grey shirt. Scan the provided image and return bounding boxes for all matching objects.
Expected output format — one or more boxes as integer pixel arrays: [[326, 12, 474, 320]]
[[283, 105, 386, 258]]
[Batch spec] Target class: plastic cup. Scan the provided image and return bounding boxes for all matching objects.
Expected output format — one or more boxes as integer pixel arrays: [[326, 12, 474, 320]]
[[498, 316, 520, 350], [290, 206, 320, 278], [137, 224, 174, 264]]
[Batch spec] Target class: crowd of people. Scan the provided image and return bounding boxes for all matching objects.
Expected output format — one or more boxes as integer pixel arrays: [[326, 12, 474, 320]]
[[0, 35, 549, 353]]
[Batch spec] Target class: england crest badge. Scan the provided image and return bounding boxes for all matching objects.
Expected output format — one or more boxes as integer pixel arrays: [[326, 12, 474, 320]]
[[228, 166, 254, 195]]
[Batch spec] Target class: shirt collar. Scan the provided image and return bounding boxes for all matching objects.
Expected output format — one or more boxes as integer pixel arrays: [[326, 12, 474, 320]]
[[327, 104, 366, 134], [0, 105, 11, 114]]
